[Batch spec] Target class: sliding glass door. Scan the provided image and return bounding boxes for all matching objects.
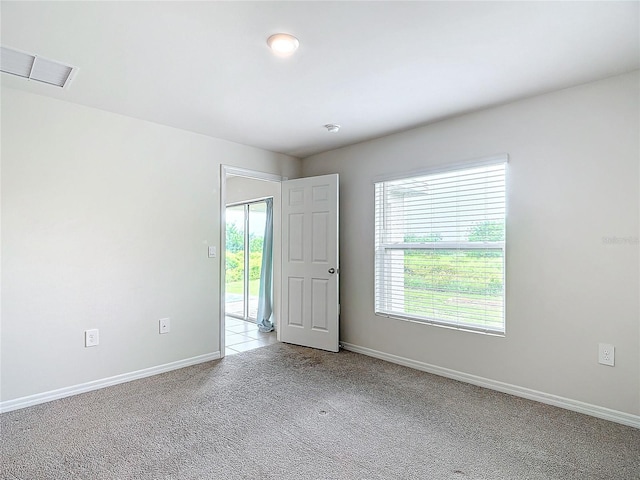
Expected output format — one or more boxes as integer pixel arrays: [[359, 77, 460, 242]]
[[225, 200, 268, 320]]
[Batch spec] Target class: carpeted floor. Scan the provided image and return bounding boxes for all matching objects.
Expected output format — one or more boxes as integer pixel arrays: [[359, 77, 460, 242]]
[[1, 343, 639, 479]]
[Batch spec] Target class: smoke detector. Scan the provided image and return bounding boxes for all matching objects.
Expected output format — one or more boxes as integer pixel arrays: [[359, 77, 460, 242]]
[[324, 124, 341, 133]]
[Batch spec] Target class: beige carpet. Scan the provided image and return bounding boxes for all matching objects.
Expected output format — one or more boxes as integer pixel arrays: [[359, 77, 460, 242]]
[[1, 343, 638, 479]]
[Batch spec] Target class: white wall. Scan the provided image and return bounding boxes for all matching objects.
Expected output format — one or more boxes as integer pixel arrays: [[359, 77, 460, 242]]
[[1, 87, 301, 403], [226, 175, 280, 205], [302, 72, 640, 418]]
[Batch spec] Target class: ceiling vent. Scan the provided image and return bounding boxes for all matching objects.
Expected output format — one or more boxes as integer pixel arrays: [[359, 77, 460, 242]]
[[1, 46, 76, 88]]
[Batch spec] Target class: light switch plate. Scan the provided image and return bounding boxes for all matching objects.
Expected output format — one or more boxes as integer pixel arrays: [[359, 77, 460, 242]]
[[208, 246, 216, 258]]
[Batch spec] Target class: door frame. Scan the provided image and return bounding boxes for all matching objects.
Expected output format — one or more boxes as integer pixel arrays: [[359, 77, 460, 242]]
[[220, 165, 285, 358]]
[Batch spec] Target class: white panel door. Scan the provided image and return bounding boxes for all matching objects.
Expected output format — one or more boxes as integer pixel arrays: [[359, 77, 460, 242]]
[[281, 174, 339, 352]]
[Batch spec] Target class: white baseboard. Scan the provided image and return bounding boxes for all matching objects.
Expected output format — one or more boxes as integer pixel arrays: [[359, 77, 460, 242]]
[[0, 351, 221, 414], [341, 342, 639, 429]]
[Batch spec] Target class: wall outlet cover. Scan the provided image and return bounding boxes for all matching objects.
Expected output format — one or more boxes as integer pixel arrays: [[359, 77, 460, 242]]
[[85, 329, 99, 347], [159, 318, 170, 334], [598, 343, 615, 366]]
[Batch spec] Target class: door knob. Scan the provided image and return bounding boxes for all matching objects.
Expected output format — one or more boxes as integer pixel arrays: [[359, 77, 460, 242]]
[[328, 268, 336, 274]]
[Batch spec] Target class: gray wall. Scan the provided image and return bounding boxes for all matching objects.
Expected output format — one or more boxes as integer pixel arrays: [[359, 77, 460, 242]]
[[302, 72, 640, 417], [1, 87, 301, 402]]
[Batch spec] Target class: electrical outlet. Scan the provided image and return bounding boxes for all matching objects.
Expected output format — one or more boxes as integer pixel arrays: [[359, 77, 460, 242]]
[[85, 329, 99, 347], [159, 318, 170, 334], [208, 246, 216, 258], [598, 343, 615, 366]]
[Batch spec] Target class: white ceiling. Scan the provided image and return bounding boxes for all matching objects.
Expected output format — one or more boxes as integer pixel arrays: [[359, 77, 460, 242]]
[[1, 1, 638, 158]]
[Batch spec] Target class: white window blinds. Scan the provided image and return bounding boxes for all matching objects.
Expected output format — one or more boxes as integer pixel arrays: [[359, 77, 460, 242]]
[[374, 160, 507, 334]]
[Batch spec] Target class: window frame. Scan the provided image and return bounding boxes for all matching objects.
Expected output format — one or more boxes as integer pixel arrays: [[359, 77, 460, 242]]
[[373, 155, 508, 335]]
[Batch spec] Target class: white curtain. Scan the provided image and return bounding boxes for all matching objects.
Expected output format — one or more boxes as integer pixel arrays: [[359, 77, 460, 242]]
[[256, 198, 274, 332]]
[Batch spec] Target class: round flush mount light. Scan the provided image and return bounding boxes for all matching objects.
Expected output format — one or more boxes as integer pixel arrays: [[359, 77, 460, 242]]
[[267, 33, 299, 56], [324, 124, 341, 133]]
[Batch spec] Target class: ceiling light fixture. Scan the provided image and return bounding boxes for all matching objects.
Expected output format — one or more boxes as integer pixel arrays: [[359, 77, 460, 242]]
[[325, 124, 340, 133], [267, 33, 299, 57]]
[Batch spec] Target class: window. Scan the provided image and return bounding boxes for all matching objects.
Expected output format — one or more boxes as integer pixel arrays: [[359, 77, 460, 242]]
[[374, 158, 507, 334]]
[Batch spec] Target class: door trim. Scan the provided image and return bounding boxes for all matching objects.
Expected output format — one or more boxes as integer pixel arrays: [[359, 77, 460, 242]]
[[220, 165, 285, 358]]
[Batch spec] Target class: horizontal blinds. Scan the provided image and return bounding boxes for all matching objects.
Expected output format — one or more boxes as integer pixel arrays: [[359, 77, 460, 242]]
[[374, 162, 506, 334]]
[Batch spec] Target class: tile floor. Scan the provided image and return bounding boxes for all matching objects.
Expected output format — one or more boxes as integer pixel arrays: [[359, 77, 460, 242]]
[[224, 316, 277, 356]]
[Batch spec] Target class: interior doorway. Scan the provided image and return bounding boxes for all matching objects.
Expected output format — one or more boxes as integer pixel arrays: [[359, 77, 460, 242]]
[[220, 166, 283, 357], [220, 167, 340, 356]]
